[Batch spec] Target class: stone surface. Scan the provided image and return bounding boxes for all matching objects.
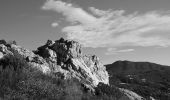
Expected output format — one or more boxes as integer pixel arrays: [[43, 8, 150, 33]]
[[0, 44, 13, 59], [10, 44, 51, 73], [50, 38, 82, 63], [35, 38, 109, 88]]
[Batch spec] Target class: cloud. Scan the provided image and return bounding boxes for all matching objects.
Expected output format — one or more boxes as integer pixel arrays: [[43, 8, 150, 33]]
[[42, 0, 170, 49], [88, 7, 114, 17], [42, 0, 96, 25], [105, 48, 134, 55], [51, 22, 59, 27]]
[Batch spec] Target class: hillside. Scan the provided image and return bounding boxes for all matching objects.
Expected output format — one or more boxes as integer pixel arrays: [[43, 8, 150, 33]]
[[106, 61, 170, 100], [1, 39, 169, 100], [0, 39, 137, 100]]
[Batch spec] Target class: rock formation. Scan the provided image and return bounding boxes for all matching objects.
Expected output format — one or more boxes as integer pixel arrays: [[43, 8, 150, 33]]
[[0, 38, 109, 90], [34, 38, 109, 88], [0, 39, 152, 100]]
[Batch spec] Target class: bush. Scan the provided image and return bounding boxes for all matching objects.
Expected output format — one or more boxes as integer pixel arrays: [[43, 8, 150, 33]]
[[0, 54, 28, 99], [94, 83, 123, 100]]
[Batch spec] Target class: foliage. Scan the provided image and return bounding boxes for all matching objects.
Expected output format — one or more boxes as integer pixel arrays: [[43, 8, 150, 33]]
[[95, 83, 123, 99], [0, 54, 122, 100], [106, 61, 170, 100]]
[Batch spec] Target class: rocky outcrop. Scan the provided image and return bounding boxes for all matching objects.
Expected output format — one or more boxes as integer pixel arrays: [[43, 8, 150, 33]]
[[10, 44, 51, 73], [35, 38, 109, 88], [0, 39, 150, 100], [0, 38, 109, 90], [0, 44, 13, 56]]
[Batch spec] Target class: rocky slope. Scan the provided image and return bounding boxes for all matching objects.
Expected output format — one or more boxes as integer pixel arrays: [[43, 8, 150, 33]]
[[0, 39, 151, 100], [0, 39, 109, 90]]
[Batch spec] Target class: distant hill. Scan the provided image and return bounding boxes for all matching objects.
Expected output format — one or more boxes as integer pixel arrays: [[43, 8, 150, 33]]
[[106, 60, 170, 100]]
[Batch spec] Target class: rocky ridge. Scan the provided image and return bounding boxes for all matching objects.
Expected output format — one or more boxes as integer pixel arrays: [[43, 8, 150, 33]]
[[0, 38, 109, 90], [0, 39, 146, 100]]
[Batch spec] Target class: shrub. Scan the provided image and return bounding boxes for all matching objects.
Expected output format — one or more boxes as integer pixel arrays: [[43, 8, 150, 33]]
[[94, 83, 123, 100], [0, 54, 83, 100]]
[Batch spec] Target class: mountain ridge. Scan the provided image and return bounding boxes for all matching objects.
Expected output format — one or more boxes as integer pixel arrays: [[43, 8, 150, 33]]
[[108, 60, 170, 67]]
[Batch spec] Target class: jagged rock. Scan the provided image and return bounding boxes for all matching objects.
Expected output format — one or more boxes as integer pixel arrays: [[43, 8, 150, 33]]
[[35, 38, 82, 64], [0, 44, 7, 53], [35, 38, 109, 88], [50, 38, 82, 64], [0, 38, 109, 90], [10, 44, 51, 73], [35, 40, 57, 62], [82, 55, 109, 85], [0, 44, 13, 57]]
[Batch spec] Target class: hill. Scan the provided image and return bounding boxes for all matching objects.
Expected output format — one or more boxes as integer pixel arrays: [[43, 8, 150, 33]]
[[106, 61, 170, 100], [0, 39, 132, 100], [1, 38, 169, 100]]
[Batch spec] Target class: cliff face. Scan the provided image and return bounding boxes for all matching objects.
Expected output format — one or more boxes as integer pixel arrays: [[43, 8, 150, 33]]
[[0, 38, 109, 89], [34, 38, 109, 88]]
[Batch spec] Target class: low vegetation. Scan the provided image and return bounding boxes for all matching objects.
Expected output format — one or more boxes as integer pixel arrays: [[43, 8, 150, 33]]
[[0, 54, 123, 100]]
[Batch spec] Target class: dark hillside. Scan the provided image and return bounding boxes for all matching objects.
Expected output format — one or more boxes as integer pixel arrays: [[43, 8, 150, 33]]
[[106, 61, 170, 100]]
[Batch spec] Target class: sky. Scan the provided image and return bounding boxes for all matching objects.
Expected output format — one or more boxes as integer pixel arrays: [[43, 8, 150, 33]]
[[1, 0, 170, 65]]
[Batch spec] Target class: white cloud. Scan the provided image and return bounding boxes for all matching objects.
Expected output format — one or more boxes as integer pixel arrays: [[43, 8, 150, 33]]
[[105, 48, 134, 55], [42, 0, 96, 25], [88, 7, 114, 17], [42, 0, 170, 49], [51, 22, 59, 27]]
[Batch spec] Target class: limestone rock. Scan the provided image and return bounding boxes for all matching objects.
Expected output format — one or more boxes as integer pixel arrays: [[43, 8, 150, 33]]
[[35, 38, 109, 88], [50, 38, 82, 63]]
